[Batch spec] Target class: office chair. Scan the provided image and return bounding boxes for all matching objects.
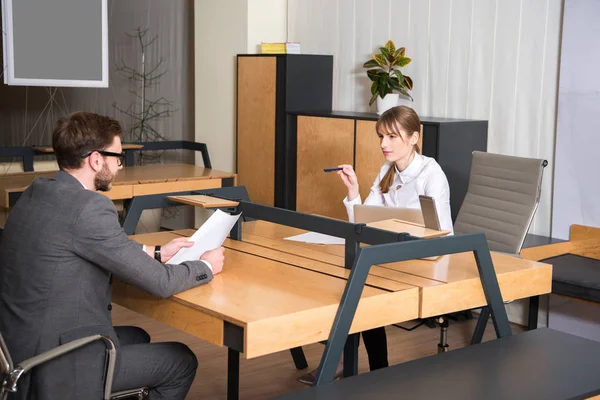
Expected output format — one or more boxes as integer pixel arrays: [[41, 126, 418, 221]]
[[435, 150, 548, 351], [0, 332, 148, 400]]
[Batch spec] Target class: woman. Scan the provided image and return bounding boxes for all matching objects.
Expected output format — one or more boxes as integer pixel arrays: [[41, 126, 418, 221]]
[[340, 105, 453, 232], [298, 105, 453, 384]]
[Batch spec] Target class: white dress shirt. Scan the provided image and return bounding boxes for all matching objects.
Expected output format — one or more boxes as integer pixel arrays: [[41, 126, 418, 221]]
[[343, 153, 454, 234], [77, 178, 213, 270]]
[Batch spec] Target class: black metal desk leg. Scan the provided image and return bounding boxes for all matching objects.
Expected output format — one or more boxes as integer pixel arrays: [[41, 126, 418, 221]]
[[471, 306, 490, 345], [290, 347, 308, 370], [343, 334, 359, 378], [528, 295, 540, 330], [228, 348, 240, 400]]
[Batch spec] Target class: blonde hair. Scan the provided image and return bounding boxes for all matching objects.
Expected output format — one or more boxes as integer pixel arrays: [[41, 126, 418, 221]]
[[376, 106, 421, 194]]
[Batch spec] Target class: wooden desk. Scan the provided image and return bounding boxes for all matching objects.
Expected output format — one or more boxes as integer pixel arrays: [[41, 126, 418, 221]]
[[520, 224, 600, 328], [0, 164, 236, 208], [31, 143, 144, 153], [113, 220, 552, 399], [113, 229, 419, 399], [235, 220, 552, 318], [520, 224, 600, 262]]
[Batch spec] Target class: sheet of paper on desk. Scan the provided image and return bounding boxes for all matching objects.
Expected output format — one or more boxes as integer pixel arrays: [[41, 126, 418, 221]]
[[168, 209, 241, 264], [284, 232, 345, 245]]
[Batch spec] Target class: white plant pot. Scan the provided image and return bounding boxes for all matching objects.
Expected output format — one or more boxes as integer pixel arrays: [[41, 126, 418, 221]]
[[376, 93, 399, 115]]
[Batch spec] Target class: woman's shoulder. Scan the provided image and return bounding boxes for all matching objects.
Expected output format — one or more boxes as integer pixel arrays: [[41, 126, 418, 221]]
[[419, 154, 444, 173], [418, 155, 449, 182]]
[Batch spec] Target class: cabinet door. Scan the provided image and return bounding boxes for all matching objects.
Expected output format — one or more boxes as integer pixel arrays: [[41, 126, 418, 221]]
[[296, 116, 354, 220], [355, 121, 424, 201], [237, 57, 276, 206]]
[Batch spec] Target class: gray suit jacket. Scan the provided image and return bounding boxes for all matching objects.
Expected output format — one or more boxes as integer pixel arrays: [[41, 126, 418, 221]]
[[0, 171, 213, 399]]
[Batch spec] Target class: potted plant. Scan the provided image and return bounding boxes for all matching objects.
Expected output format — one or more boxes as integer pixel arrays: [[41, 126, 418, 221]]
[[363, 40, 413, 115]]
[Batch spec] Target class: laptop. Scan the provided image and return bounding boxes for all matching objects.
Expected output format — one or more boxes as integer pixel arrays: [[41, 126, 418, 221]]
[[354, 204, 424, 225], [354, 197, 442, 231]]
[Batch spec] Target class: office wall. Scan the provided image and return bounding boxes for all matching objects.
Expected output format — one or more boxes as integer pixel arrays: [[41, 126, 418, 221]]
[[247, 0, 288, 53], [194, 0, 287, 173], [552, 0, 600, 239], [194, 0, 247, 173], [0, 0, 194, 151], [288, 0, 563, 236]]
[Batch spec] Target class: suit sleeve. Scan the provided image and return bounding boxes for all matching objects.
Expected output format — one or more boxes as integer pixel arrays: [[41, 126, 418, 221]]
[[72, 194, 213, 298]]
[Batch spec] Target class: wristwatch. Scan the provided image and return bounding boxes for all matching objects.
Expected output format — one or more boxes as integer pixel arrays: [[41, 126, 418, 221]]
[[154, 245, 162, 262]]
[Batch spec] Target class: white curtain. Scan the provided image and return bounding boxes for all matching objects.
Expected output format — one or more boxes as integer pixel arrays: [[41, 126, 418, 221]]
[[288, 0, 563, 236]]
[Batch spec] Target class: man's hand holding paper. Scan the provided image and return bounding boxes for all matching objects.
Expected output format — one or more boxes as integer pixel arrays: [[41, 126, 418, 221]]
[[167, 210, 242, 274]]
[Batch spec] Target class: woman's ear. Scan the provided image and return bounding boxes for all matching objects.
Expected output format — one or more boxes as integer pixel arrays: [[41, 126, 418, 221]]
[[409, 131, 420, 146]]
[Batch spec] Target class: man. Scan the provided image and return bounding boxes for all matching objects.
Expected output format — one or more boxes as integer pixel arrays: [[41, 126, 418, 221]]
[[0, 112, 225, 400]]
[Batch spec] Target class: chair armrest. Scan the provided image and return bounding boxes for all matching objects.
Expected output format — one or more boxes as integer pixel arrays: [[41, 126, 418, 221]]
[[8, 334, 117, 400]]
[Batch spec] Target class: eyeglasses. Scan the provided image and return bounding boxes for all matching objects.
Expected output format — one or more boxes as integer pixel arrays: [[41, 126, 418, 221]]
[[82, 150, 125, 166]]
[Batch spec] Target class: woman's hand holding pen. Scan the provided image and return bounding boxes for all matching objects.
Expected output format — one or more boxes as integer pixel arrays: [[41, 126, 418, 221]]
[[337, 164, 360, 201]]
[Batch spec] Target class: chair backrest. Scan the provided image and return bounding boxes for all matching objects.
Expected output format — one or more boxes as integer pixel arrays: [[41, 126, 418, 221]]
[[453, 151, 547, 254]]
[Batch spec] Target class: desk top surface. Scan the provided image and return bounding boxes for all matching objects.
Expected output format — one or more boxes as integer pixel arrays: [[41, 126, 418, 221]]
[[236, 220, 549, 286], [130, 230, 415, 326], [271, 328, 600, 400], [0, 164, 235, 193], [118, 222, 552, 356]]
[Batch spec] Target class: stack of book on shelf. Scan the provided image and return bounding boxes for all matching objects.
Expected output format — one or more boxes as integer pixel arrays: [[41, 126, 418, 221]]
[[261, 42, 301, 54]]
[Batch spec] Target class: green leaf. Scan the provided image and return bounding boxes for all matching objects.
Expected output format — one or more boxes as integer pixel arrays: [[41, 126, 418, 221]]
[[363, 59, 380, 68], [394, 70, 405, 85], [367, 68, 385, 81], [395, 47, 406, 57], [378, 82, 388, 98], [396, 56, 412, 68], [403, 75, 414, 90], [373, 54, 387, 67], [398, 86, 413, 100], [371, 81, 378, 95], [369, 93, 378, 106], [385, 40, 396, 55], [379, 47, 390, 60]]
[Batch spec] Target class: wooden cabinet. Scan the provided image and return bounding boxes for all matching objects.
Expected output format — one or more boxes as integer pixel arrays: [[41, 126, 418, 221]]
[[235, 55, 333, 206], [291, 112, 488, 221], [236, 55, 488, 221], [296, 117, 354, 220]]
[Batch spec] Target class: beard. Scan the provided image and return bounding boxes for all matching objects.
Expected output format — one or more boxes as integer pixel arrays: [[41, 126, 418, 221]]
[[94, 163, 116, 192]]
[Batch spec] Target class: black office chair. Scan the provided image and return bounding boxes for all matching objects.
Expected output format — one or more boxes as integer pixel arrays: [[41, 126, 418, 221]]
[[0, 331, 148, 400]]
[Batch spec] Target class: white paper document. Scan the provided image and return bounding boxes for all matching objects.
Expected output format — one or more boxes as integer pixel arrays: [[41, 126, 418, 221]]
[[168, 209, 241, 265], [284, 232, 345, 245]]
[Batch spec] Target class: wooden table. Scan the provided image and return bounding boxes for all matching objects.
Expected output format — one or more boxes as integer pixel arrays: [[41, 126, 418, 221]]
[[0, 164, 236, 208], [114, 229, 419, 400], [240, 220, 552, 318], [31, 143, 144, 153], [520, 224, 600, 328], [112, 220, 552, 399]]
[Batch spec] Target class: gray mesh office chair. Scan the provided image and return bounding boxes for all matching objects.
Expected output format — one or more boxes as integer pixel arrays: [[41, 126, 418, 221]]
[[435, 151, 548, 351], [454, 151, 548, 254], [0, 331, 148, 400]]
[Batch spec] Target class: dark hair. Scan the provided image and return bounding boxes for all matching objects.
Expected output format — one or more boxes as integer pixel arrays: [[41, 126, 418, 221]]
[[376, 106, 421, 194], [52, 112, 122, 170]]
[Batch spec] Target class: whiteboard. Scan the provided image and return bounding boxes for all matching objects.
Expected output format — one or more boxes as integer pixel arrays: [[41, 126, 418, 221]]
[[1, 0, 108, 87]]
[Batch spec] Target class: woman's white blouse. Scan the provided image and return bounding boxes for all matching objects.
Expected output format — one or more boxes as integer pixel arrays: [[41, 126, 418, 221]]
[[343, 153, 454, 234]]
